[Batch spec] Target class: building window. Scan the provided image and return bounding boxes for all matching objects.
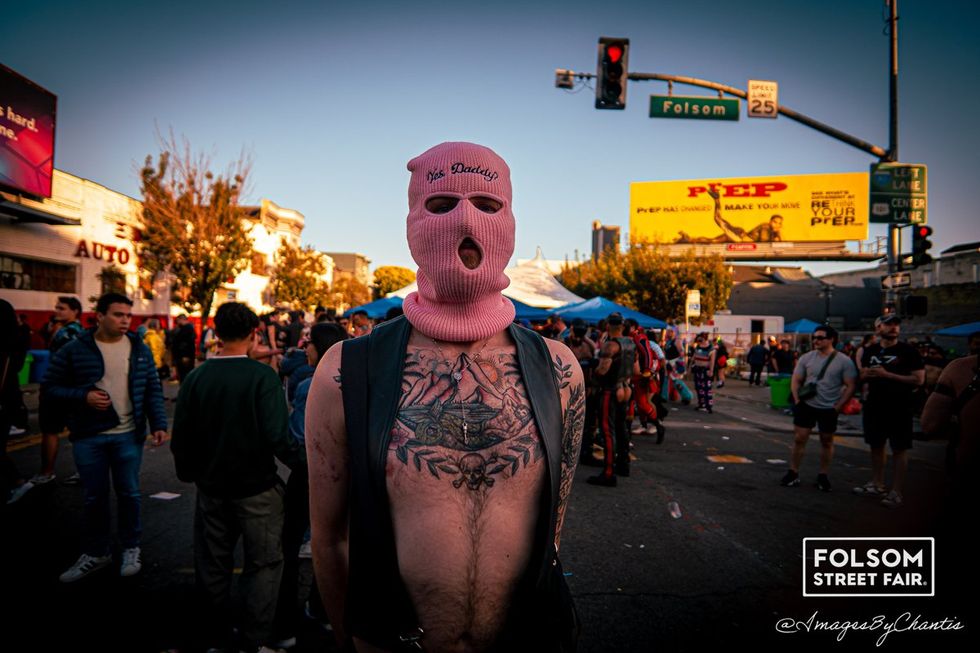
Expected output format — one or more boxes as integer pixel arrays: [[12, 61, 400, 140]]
[[0, 255, 76, 292]]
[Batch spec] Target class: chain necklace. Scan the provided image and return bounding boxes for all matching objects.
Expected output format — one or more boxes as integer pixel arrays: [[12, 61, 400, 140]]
[[426, 335, 491, 445]]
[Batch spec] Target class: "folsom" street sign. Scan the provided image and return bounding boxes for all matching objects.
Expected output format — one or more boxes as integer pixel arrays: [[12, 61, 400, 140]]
[[649, 95, 739, 121]]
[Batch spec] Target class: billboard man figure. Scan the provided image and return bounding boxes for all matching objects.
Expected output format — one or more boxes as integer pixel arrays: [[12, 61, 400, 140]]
[[675, 188, 783, 244]]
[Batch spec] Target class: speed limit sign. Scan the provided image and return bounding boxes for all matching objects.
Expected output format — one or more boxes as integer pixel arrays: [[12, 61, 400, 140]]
[[747, 80, 778, 119]]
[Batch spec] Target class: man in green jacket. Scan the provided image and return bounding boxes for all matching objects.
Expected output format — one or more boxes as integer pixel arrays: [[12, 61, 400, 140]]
[[171, 301, 302, 653]]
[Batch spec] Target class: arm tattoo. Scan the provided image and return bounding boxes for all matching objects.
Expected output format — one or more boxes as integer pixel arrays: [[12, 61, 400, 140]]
[[390, 348, 544, 492], [556, 381, 585, 546], [552, 355, 573, 391]]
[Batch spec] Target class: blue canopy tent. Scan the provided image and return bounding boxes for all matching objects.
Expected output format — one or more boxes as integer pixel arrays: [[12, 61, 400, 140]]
[[934, 321, 980, 337], [509, 298, 552, 322], [343, 296, 404, 319], [783, 318, 823, 334], [552, 297, 666, 329]]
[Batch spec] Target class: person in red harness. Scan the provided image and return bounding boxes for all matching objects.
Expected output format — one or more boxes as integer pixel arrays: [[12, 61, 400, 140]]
[[625, 319, 665, 443], [588, 313, 636, 487]]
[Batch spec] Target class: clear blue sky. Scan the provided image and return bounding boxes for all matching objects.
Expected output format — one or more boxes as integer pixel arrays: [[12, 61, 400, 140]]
[[5, 0, 978, 276]]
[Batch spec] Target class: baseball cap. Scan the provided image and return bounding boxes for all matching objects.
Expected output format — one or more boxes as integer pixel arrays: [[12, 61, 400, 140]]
[[875, 314, 901, 327]]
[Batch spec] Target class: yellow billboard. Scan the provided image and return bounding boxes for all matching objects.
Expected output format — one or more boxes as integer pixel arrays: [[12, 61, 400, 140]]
[[630, 172, 869, 244]]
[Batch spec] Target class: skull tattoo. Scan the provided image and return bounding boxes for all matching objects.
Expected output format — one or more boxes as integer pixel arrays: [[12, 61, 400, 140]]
[[453, 453, 495, 490]]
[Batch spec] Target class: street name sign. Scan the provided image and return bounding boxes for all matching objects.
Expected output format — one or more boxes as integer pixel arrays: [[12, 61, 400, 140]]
[[747, 80, 778, 118], [882, 272, 911, 289], [650, 95, 739, 121], [870, 162, 927, 224]]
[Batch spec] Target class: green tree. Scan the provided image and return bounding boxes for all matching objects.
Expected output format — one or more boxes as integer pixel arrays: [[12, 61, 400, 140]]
[[138, 133, 254, 321], [372, 265, 416, 299], [559, 246, 733, 324], [271, 239, 330, 310], [329, 276, 372, 311], [89, 264, 128, 307]]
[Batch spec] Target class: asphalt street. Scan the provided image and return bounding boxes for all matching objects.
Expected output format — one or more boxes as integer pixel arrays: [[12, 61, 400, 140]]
[[1, 379, 974, 652]]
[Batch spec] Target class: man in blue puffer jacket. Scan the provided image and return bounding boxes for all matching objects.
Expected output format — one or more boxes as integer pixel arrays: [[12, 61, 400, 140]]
[[41, 292, 168, 583]]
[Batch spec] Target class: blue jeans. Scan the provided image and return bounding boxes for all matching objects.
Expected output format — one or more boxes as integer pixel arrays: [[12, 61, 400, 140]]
[[72, 432, 144, 555]]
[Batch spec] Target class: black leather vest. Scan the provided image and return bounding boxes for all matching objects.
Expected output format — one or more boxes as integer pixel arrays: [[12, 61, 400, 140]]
[[340, 316, 566, 650]]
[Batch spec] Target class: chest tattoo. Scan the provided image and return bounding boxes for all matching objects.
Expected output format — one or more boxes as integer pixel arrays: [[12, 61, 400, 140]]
[[391, 347, 543, 491]]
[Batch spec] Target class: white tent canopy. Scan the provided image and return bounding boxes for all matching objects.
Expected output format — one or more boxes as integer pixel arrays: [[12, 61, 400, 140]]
[[387, 247, 584, 309]]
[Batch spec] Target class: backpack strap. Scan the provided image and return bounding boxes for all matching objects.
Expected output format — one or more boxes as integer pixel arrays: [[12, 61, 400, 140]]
[[815, 351, 837, 381]]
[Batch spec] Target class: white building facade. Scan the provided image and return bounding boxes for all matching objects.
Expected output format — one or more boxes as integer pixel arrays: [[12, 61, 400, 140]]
[[1, 170, 329, 331]]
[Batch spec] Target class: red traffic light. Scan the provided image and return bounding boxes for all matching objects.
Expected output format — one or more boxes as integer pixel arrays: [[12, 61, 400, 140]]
[[606, 44, 624, 63], [916, 225, 933, 238]]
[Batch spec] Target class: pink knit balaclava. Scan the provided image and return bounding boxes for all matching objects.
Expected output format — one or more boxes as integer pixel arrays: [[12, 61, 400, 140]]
[[402, 142, 516, 342]]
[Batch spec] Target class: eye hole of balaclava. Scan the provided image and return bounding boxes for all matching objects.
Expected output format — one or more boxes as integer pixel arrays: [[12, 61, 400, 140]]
[[424, 196, 503, 215]]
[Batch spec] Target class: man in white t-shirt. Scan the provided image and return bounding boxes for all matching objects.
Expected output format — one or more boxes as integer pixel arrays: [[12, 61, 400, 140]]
[[781, 325, 857, 492], [41, 293, 168, 582]]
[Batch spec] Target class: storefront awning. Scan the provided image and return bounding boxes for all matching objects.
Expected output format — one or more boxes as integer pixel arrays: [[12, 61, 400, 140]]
[[0, 197, 81, 226]]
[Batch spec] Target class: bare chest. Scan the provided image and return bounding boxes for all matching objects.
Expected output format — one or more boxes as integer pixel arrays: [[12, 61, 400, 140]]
[[384, 345, 546, 643]]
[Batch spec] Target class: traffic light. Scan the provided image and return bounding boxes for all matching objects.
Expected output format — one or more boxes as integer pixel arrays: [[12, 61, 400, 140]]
[[911, 225, 934, 267], [596, 37, 629, 110], [900, 294, 928, 317]]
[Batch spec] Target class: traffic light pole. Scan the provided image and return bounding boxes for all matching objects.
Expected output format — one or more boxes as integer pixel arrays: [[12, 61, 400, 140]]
[[885, 0, 900, 310], [559, 69, 890, 159], [627, 72, 890, 160]]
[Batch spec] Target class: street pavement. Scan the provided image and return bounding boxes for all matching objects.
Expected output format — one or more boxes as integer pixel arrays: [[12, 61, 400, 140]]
[[1, 379, 973, 652]]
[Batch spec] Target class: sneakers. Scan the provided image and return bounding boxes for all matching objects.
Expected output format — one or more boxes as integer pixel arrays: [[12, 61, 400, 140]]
[[6, 481, 34, 504], [8, 425, 26, 436], [881, 490, 903, 508], [780, 470, 800, 487], [59, 553, 112, 583], [298, 541, 312, 559], [586, 473, 617, 487], [64, 472, 82, 484], [631, 424, 645, 435], [852, 481, 886, 497], [816, 474, 832, 492], [120, 547, 142, 577], [30, 473, 57, 485]]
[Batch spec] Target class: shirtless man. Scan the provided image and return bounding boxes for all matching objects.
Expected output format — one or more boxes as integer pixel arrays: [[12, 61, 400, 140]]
[[306, 142, 584, 652], [676, 188, 783, 244]]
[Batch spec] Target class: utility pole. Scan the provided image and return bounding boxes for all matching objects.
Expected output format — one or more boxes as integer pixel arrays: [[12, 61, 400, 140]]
[[885, 0, 900, 311]]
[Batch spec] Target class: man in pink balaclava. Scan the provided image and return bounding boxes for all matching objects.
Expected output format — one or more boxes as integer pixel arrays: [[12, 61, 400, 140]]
[[306, 142, 584, 652]]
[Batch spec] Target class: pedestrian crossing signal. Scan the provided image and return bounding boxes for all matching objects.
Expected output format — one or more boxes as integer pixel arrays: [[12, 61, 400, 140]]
[[596, 37, 629, 110]]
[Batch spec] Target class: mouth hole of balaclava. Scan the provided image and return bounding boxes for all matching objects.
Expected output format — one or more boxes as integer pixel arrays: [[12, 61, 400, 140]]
[[458, 237, 482, 270]]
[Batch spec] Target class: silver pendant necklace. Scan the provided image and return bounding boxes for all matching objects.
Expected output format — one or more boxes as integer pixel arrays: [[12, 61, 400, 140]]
[[427, 335, 491, 445]]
